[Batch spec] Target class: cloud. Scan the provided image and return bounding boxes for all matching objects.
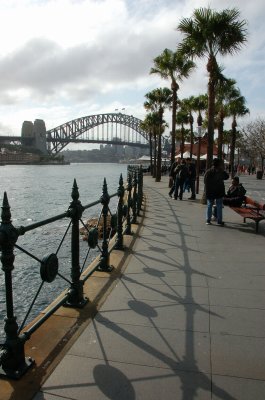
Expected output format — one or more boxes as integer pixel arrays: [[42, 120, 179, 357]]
[[0, 0, 264, 136], [0, 0, 181, 104]]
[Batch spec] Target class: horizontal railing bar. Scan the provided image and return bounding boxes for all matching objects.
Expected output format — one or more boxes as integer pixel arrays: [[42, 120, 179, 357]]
[[82, 199, 101, 210], [17, 211, 69, 234], [22, 292, 70, 338], [17, 191, 120, 235], [81, 261, 101, 283], [83, 192, 118, 209]]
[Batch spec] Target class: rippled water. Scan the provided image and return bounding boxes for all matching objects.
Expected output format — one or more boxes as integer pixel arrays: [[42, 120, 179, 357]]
[[0, 163, 128, 338]]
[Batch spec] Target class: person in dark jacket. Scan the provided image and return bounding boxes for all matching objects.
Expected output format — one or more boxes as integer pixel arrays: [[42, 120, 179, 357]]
[[223, 176, 246, 206], [168, 158, 180, 197], [186, 158, 196, 200], [204, 158, 229, 225], [173, 159, 188, 200]]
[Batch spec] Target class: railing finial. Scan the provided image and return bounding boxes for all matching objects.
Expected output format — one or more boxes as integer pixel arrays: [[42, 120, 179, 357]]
[[98, 178, 112, 272], [71, 179, 80, 202], [1, 192, 12, 224]]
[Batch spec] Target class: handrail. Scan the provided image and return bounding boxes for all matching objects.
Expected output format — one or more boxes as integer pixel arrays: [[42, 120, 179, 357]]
[[0, 165, 143, 380]]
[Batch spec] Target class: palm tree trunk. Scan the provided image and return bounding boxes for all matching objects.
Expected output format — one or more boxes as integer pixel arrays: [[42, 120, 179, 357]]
[[206, 56, 216, 169], [156, 108, 163, 182], [189, 114, 194, 157], [230, 116, 237, 178], [156, 134, 162, 182], [153, 134, 157, 178], [217, 118, 224, 159], [181, 124, 185, 159], [149, 132, 153, 175], [171, 85, 177, 164]]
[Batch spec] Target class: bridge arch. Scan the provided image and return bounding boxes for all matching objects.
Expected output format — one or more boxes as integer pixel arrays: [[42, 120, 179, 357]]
[[46, 113, 149, 155]]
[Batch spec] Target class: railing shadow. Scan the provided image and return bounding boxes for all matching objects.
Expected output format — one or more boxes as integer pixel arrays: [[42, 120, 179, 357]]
[[80, 182, 236, 400]]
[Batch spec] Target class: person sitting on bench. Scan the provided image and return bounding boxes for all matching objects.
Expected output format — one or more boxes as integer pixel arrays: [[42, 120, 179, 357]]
[[213, 176, 246, 219], [223, 176, 246, 207]]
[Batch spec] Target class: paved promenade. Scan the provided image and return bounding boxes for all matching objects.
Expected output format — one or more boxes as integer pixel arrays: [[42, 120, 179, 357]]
[[30, 175, 265, 399]]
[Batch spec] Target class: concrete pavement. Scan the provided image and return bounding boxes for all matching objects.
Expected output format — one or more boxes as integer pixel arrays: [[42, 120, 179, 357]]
[[30, 174, 265, 399]]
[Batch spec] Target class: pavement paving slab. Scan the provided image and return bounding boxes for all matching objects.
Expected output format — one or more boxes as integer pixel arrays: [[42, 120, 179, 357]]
[[3, 174, 265, 400]]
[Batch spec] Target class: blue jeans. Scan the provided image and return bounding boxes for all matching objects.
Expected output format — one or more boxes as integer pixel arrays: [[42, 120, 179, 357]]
[[206, 198, 223, 223]]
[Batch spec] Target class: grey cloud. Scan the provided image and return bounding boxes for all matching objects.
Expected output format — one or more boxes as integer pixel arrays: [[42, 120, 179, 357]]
[[0, 19, 178, 104]]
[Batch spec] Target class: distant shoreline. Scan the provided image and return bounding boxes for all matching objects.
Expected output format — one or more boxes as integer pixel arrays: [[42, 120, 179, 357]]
[[0, 161, 70, 165]]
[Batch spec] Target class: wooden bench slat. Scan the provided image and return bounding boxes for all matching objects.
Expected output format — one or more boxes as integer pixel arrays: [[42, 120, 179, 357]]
[[230, 196, 265, 233], [245, 196, 265, 210]]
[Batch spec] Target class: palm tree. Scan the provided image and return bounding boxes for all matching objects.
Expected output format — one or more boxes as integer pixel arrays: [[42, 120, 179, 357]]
[[140, 112, 160, 176], [215, 77, 238, 159], [228, 92, 249, 177], [176, 109, 189, 158], [177, 7, 248, 168], [144, 87, 172, 182], [193, 94, 208, 134], [150, 48, 195, 165], [181, 96, 196, 157]]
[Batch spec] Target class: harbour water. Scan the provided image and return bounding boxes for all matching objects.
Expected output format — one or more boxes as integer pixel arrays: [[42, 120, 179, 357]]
[[0, 163, 128, 338]]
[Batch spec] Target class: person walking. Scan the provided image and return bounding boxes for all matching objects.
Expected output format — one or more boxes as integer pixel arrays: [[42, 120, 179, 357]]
[[204, 158, 229, 225], [186, 158, 196, 200], [173, 159, 188, 200], [168, 158, 180, 198]]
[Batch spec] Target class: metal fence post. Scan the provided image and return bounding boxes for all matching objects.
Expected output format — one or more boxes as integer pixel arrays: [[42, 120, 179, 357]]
[[0, 192, 34, 379], [124, 170, 132, 235], [98, 178, 113, 272], [131, 170, 137, 224], [137, 166, 143, 214], [66, 179, 87, 308], [114, 174, 124, 250]]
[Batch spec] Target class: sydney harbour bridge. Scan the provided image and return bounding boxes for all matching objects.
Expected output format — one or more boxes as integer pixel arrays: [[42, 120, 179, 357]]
[[0, 113, 150, 156]]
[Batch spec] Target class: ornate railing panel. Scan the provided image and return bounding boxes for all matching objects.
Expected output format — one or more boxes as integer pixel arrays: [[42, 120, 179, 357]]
[[0, 166, 143, 379]]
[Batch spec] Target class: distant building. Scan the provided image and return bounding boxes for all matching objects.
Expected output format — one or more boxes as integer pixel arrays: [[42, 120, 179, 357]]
[[176, 138, 218, 157], [0, 151, 40, 164]]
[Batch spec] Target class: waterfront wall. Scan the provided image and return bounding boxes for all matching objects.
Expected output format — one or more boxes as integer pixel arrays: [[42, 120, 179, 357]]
[[0, 152, 40, 164]]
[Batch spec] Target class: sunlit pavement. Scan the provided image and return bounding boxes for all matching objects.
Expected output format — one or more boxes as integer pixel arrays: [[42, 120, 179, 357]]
[[32, 173, 265, 400]]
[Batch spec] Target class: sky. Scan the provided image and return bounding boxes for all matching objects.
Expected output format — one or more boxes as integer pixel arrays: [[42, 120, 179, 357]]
[[0, 0, 264, 148]]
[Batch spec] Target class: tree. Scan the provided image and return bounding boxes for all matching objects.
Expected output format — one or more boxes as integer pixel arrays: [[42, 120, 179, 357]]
[[150, 49, 195, 165], [215, 77, 238, 159], [140, 112, 161, 176], [228, 91, 249, 176], [177, 7, 247, 168], [176, 109, 189, 158], [241, 119, 265, 171], [192, 94, 208, 134], [144, 88, 172, 182], [181, 96, 195, 157]]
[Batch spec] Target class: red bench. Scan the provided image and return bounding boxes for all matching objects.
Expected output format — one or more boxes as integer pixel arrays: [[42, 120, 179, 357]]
[[230, 196, 265, 233]]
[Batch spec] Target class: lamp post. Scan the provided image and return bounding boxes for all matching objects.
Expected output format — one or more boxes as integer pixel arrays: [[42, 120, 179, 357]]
[[196, 126, 202, 194]]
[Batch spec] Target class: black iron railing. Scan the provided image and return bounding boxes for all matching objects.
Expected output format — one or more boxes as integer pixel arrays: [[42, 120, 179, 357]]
[[0, 165, 143, 379]]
